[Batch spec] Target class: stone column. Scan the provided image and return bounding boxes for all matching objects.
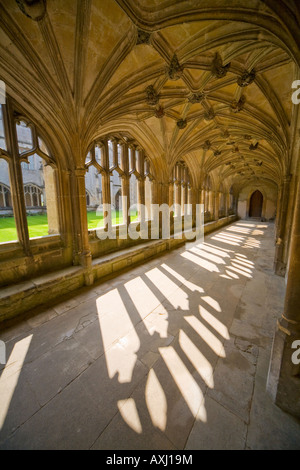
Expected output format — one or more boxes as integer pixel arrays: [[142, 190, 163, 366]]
[[145, 176, 152, 221], [208, 190, 214, 219], [100, 141, 112, 232], [111, 137, 118, 168], [136, 147, 145, 222], [189, 187, 197, 226], [200, 188, 205, 206], [167, 181, 173, 234], [214, 191, 220, 221], [267, 177, 300, 418], [274, 174, 292, 276], [43, 164, 59, 234], [226, 192, 230, 216]]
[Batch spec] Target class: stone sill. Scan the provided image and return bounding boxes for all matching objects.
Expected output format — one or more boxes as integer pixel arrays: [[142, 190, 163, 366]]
[[0, 234, 64, 261]]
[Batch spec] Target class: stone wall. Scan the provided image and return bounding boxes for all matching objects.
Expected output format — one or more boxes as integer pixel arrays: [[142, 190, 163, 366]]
[[237, 182, 277, 220]]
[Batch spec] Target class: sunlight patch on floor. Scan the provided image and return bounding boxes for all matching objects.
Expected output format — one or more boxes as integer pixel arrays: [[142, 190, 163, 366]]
[[184, 315, 226, 358], [145, 369, 167, 432], [199, 306, 230, 340], [181, 251, 219, 272], [0, 335, 33, 429], [117, 398, 143, 434], [159, 345, 207, 421], [179, 330, 214, 389]]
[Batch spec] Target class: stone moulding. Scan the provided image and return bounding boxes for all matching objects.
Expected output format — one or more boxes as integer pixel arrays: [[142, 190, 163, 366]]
[[15, 0, 47, 21]]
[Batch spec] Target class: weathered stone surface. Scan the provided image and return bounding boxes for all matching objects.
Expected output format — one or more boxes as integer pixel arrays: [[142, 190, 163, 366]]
[[1, 221, 298, 450]]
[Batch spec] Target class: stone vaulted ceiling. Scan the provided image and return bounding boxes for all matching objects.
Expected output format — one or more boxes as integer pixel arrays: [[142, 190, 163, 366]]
[[0, 0, 299, 192]]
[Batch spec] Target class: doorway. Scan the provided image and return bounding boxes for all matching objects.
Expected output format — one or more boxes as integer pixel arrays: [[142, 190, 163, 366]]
[[249, 190, 263, 217]]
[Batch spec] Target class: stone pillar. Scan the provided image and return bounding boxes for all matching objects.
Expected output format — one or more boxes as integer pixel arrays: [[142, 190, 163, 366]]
[[189, 187, 197, 226], [216, 191, 221, 220], [267, 177, 300, 418], [274, 174, 292, 276], [168, 181, 174, 234], [43, 164, 59, 234], [208, 190, 214, 219], [111, 137, 118, 168], [4, 99, 31, 255], [100, 141, 111, 232], [145, 176, 152, 221], [226, 192, 230, 216], [136, 148, 145, 222], [200, 188, 205, 205], [174, 183, 181, 217], [72, 168, 93, 283]]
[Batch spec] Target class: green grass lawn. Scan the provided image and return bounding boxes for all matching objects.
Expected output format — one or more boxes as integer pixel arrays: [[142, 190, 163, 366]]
[[0, 210, 139, 243], [0, 214, 50, 243]]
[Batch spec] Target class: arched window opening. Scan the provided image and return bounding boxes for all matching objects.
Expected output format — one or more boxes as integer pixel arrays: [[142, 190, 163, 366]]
[[86, 136, 153, 231], [172, 161, 191, 217], [16, 120, 33, 154], [0, 102, 60, 244], [0, 183, 12, 208], [129, 172, 138, 221], [85, 150, 103, 229], [24, 184, 43, 207], [21, 153, 59, 238], [229, 185, 235, 214], [219, 183, 225, 218], [86, 190, 91, 207], [111, 169, 123, 225], [0, 159, 17, 243], [144, 158, 153, 221]]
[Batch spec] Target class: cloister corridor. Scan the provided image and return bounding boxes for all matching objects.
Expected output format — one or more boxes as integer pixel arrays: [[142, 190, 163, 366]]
[[0, 220, 299, 450]]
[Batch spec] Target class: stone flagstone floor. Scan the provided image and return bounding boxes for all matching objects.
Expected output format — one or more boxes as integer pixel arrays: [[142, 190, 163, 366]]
[[0, 220, 300, 450]]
